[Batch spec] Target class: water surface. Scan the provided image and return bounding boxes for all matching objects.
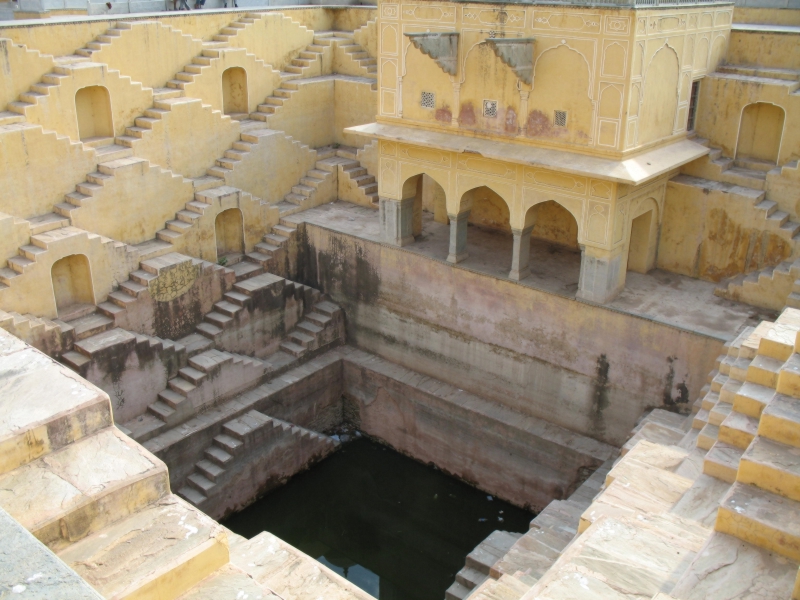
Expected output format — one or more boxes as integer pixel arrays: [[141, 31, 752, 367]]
[[224, 438, 533, 600]]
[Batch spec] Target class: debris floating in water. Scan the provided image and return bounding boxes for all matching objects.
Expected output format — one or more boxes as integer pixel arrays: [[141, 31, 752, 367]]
[[487, 495, 493, 501], [478, 518, 487, 522]]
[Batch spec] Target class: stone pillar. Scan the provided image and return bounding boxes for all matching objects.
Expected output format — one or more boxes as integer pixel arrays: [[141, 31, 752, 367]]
[[380, 197, 414, 247], [577, 245, 626, 304], [447, 211, 470, 263], [508, 225, 534, 281]]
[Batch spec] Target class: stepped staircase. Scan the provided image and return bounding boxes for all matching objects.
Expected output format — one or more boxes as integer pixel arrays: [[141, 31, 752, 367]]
[[123, 281, 343, 442], [447, 310, 800, 599], [177, 409, 338, 511], [0, 326, 347, 599], [446, 459, 615, 600]]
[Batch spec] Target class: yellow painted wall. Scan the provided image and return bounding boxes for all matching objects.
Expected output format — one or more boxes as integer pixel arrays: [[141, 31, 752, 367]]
[[0, 39, 54, 114], [226, 13, 314, 72], [129, 97, 241, 179], [224, 129, 317, 204], [727, 30, 800, 70], [170, 188, 276, 262], [0, 227, 137, 318], [180, 48, 282, 115], [353, 18, 377, 58], [0, 124, 98, 218], [695, 73, 800, 165], [90, 21, 203, 90], [335, 78, 378, 148], [19, 62, 153, 142], [69, 157, 195, 245], [378, 1, 732, 157], [733, 7, 800, 25], [0, 214, 33, 271]]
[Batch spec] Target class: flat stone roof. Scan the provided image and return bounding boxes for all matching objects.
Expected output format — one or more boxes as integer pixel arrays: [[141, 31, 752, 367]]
[[346, 122, 710, 186], [732, 22, 800, 34]]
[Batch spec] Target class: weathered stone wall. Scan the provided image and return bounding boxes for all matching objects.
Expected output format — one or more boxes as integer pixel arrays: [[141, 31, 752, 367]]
[[341, 347, 613, 511], [294, 223, 723, 447]]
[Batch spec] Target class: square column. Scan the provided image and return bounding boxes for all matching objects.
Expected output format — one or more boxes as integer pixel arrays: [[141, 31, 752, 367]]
[[380, 197, 414, 247], [508, 226, 534, 281], [577, 245, 626, 304], [447, 211, 470, 263]]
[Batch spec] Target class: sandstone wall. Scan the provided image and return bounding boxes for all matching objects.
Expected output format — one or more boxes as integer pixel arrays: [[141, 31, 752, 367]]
[[295, 224, 723, 447]]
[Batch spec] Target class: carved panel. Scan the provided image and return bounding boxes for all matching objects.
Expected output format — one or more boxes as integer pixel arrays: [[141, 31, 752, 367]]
[[381, 89, 396, 115], [380, 158, 398, 197], [381, 59, 397, 84], [715, 11, 731, 26], [632, 42, 644, 78], [382, 3, 399, 20], [462, 7, 525, 28], [602, 41, 627, 78], [683, 35, 695, 67], [626, 119, 637, 149], [382, 24, 399, 55], [524, 169, 587, 194], [381, 141, 397, 156], [636, 17, 647, 36], [401, 3, 456, 23], [629, 83, 641, 117], [398, 144, 452, 167], [597, 120, 619, 147], [585, 201, 609, 244], [604, 16, 630, 36], [700, 13, 713, 28], [532, 12, 601, 34], [590, 180, 612, 199], [598, 84, 622, 119], [688, 14, 698, 29], [649, 15, 686, 32], [613, 200, 627, 244], [694, 36, 709, 72], [457, 155, 516, 180]]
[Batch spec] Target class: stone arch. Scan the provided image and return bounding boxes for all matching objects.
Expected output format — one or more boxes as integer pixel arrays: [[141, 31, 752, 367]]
[[75, 85, 113, 142], [462, 185, 511, 234], [599, 85, 622, 119], [401, 173, 447, 237], [51, 253, 95, 317], [627, 197, 659, 273], [524, 199, 580, 249], [215, 207, 245, 259], [709, 35, 727, 71], [735, 102, 785, 164], [639, 45, 680, 145], [602, 42, 626, 78], [222, 66, 248, 116], [527, 44, 594, 145]]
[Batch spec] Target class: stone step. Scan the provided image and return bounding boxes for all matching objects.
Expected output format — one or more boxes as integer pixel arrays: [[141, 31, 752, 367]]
[[716, 481, 800, 562], [738, 435, 800, 501], [58, 494, 227, 599], [719, 410, 759, 449], [759, 393, 800, 448], [177, 564, 280, 599], [734, 381, 776, 419], [675, 532, 800, 598], [205, 445, 234, 467], [66, 312, 114, 340], [0, 427, 168, 551], [469, 574, 531, 600], [747, 354, 784, 388], [703, 441, 744, 483]]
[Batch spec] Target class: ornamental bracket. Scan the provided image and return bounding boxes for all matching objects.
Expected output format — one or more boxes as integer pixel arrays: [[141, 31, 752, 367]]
[[405, 32, 459, 76], [485, 37, 535, 86]]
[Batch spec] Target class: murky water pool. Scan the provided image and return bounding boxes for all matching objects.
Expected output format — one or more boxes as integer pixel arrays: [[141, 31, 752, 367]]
[[224, 438, 533, 600]]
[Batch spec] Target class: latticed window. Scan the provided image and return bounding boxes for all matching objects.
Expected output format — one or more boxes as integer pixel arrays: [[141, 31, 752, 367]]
[[554, 110, 568, 127], [483, 100, 498, 118], [420, 91, 435, 109]]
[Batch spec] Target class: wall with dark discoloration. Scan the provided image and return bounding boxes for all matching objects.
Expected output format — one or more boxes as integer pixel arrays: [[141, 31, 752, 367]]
[[295, 223, 722, 446]]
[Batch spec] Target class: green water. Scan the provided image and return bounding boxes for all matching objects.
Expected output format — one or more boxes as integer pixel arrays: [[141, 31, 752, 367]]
[[223, 438, 534, 600]]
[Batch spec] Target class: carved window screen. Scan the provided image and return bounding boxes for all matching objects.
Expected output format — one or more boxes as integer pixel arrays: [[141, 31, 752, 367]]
[[421, 91, 436, 109], [554, 110, 568, 127], [483, 100, 498, 118]]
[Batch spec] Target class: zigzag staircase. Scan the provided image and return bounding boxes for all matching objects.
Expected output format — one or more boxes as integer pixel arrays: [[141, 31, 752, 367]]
[[177, 409, 338, 508]]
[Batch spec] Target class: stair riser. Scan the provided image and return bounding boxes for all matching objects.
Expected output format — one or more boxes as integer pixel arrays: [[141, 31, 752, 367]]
[[716, 504, 800, 562]]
